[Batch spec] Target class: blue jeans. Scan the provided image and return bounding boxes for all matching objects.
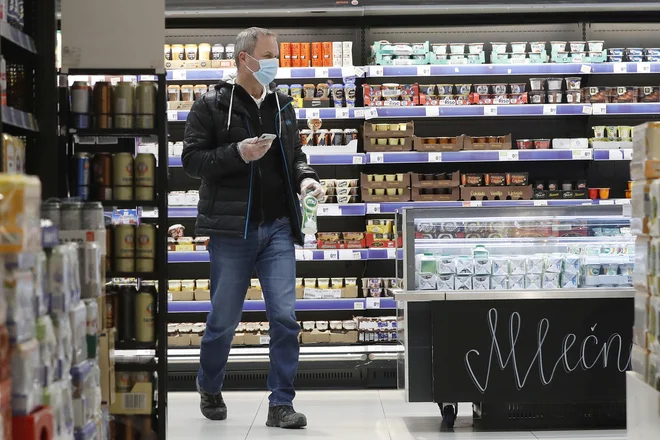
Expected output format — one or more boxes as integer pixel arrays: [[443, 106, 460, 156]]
[[197, 218, 300, 407]]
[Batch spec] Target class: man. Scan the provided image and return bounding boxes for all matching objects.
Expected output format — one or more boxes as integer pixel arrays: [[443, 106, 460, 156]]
[[181, 27, 324, 429]]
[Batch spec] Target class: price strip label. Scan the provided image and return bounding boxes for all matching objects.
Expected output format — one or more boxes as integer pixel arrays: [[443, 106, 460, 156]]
[[259, 336, 271, 345], [533, 200, 549, 206], [484, 105, 498, 116], [417, 65, 431, 76], [572, 149, 593, 160], [580, 64, 592, 74], [172, 70, 186, 80], [386, 248, 397, 260], [623, 149, 633, 160], [366, 204, 381, 214], [318, 204, 341, 216], [295, 249, 314, 261], [370, 153, 384, 164], [499, 150, 519, 161], [366, 298, 381, 309], [317, 67, 329, 78], [364, 108, 378, 120], [354, 301, 365, 310], [109, 77, 121, 85], [428, 152, 443, 162], [167, 110, 178, 121], [592, 104, 607, 115], [425, 106, 440, 117], [371, 66, 384, 77], [612, 63, 627, 73], [637, 62, 651, 73], [615, 198, 631, 205], [140, 207, 158, 218], [463, 201, 483, 207], [352, 66, 365, 77], [294, 109, 301, 119], [354, 109, 365, 119], [582, 105, 593, 115], [138, 75, 156, 81], [335, 108, 349, 119], [308, 108, 321, 119], [543, 104, 557, 115], [323, 250, 339, 260], [599, 199, 615, 205], [352, 251, 363, 260], [352, 155, 364, 165]]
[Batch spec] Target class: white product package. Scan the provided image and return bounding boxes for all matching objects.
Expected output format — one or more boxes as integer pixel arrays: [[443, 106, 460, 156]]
[[437, 275, 455, 290], [5, 269, 36, 344], [455, 257, 474, 275], [416, 273, 437, 290], [436, 257, 455, 274], [69, 301, 88, 366], [491, 258, 509, 276], [525, 256, 544, 274], [37, 315, 57, 387], [490, 275, 508, 290], [474, 258, 492, 275], [54, 314, 73, 382], [455, 275, 472, 290], [35, 250, 48, 317], [543, 272, 561, 289], [49, 245, 71, 315], [544, 254, 564, 273], [11, 338, 42, 415], [509, 275, 525, 290], [563, 255, 581, 275], [509, 257, 526, 275], [473, 275, 490, 290], [84, 300, 99, 360], [561, 272, 579, 289], [525, 274, 542, 289]]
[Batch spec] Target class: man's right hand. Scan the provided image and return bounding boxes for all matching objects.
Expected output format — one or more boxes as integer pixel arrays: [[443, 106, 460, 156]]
[[237, 137, 273, 162]]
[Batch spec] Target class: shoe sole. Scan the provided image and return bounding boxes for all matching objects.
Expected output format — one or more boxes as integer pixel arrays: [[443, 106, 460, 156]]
[[201, 406, 228, 421], [266, 415, 307, 429]]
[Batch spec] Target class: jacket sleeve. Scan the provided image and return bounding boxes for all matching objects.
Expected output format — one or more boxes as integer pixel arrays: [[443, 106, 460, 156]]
[[181, 95, 248, 181], [290, 110, 319, 192]]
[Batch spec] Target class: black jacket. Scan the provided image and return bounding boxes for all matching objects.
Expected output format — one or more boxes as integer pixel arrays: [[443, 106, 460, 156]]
[[181, 80, 319, 244]]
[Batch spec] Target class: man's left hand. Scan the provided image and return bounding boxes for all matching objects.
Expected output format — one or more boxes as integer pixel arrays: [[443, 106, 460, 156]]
[[300, 178, 325, 200]]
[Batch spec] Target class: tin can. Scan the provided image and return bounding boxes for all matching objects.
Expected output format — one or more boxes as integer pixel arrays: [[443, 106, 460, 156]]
[[134, 153, 155, 187], [185, 44, 198, 61], [93, 82, 113, 129], [113, 82, 135, 129], [74, 152, 91, 186], [115, 258, 135, 273], [79, 242, 101, 298], [105, 284, 118, 328], [71, 81, 91, 114], [41, 201, 61, 228], [113, 152, 133, 186], [92, 153, 112, 186], [135, 186, 154, 201], [344, 128, 358, 141], [211, 44, 224, 60], [135, 81, 156, 116], [61, 201, 83, 230], [300, 129, 313, 146], [113, 186, 133, 201], [114, 224, 135, 258], [136, 224, 155, 259], [164, 44, 172, 60], [82, 202, 105, 230], [116, 372, 132, 392], [171, 44, 185, 60], [135, 283, 155, 343], [75, 185, 89, 201], [135, 115, 154, 129], [136, 258, 154, 272], [198, 43, 212, 61]]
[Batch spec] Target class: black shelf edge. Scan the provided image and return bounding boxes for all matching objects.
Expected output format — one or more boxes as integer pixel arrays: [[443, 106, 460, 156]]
[[2, 106, 39, 132], [115, 341, 157, 351], [71, 128, 159, 138], [0, 22, 37, 54], [115, 361, 158, 372], [64, 68, 164, 75], [101, 200, 158, 209], [106, 271, 158, 279]]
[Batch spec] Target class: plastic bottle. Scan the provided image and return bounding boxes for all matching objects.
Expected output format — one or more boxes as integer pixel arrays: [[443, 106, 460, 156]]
[[301, 191, 318, 235]]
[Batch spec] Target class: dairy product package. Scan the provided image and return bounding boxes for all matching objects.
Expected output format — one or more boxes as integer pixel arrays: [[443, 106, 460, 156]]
[[635, 294, 650, 336], [525, 256, 544, 274], [491, 275, 508, 290], [509, 257, 525, 275], [474, 258, 492, 275], [544, 254, 564, 273], [53, 314, 73, 381], [5, 269, 36, 344], [437, 275, 455, 290], [602, 263, 619, 276], [564, 255, 581, 275], [11, 338, 41, 415], [416, 273, 437, 290], [509, 274, 525, 290], [491, 258, 509, 276], [543, 272, 561, 289], [437, 257, 455, 274], [416, 253, 437, 273], [525, 274, 542, 289], [69, 301, 88, 366], [455, 275, 472, 290], [651, 297, 660, 353], [473, 275, 490, 290], [36, 315, 57, 387], [455, 257, 474, 275], [560, 272, 579, 289]]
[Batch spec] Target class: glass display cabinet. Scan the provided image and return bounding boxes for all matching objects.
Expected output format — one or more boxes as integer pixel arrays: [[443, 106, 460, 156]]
[[395, 205, 634, 430]]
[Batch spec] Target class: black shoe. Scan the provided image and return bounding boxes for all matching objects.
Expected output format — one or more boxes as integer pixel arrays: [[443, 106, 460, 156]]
[[197, 380, 227, 420], [266, 405, 307, 429]]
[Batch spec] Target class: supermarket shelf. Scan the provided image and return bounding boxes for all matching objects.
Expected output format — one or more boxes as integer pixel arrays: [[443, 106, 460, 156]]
[[593, 149, 633, 161], [168, 248, 402, 263], [101, 200, 158, 209], [168, 297, 397, 313], [168, 203, 365, 218], [366, 149, 593, 163], [70, 128, 158, 138], [2, 106, 39, 132], [0, 22, 37, 54], [168, 154, 367, 167], [600, 103, 660, 115], [166, 66, 364, 81], [369, 199, 631, 214]]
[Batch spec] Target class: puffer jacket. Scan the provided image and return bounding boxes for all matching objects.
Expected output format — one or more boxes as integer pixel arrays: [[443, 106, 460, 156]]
[[181, 80, 318, 244]]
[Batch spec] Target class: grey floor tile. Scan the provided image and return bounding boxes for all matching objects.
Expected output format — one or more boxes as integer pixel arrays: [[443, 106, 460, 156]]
[[246, 423, 393, 440], [531, 430, 627, 439]]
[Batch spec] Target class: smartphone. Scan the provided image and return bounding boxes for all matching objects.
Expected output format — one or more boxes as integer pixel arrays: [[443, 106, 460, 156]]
[[258, 133, 277, 142]]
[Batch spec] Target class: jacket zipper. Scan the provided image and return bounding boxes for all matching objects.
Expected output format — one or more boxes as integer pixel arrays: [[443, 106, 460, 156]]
[[243, 115, 256, 239], [274, 102, 302, 232]]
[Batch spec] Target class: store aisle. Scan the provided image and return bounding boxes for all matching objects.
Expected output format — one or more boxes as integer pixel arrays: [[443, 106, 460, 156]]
[[168, 390, 627, 440]]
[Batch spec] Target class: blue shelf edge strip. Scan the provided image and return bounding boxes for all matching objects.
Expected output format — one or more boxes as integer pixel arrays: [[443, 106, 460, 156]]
[[169, 248, 404, 263], [168, 298, 397, 313]]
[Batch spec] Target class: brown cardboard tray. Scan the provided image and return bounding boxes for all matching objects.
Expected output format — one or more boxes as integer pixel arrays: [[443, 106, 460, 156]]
[[461, 185, 533, 200], [361, 186, 411, 202], [363, 120, 415, 138], [463, 133, 513, 150], [364, 136, 413, 152], [411, 171, 460, 188], [360, 172, 410, 189], [411, 187, 460, 202], [413, 137, 462, 152]]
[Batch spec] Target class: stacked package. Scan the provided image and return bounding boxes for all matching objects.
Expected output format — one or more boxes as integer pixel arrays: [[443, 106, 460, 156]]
[[630, 122, 660, 394]]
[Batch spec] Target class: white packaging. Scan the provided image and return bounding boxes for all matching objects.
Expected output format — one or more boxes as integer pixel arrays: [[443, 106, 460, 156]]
[[168, 191, 186, 206], [437, 275, 455, 290], [570, 138, 589, 149], [490, 275, 508, 290], [5, 269, 36, 344], [67, 243, 81, 305], [525, 256, 544, 274], [11, 338, 41, 416], [185, 190, 200, 206], [473, 275, 490, 290], [525, 274, 542, 289], [474, 258, 492, 275], [543, 272, 561, 289], [84, 299, 99, 359], [455, 257, 474, 275], [651, 297, 660, 353], [552, 138, 571, 149], [561, 272, 579, 289], [509, 257, 526, 275], [333, 56, 343, 67], [563, 255, 581, 275], [50, 246, 71, 315], [35, 251, 48, 317], [635, 294, 650, 336], [332, 41, 343, 59], [437, 257, 455, 274], [455, 275, 472, 290], [342, 41, 353, 65], [491, 258, 509, 276], [71, 361, 94, 430], [416, 273, 437, 290], [544, 254, 564, 273], [69, 301, 88, 366], [509, 274, 525, 289], [36, 315, 57, 387]]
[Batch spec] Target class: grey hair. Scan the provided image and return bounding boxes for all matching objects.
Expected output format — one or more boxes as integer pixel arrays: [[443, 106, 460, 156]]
[[235, 27, 278, 66]]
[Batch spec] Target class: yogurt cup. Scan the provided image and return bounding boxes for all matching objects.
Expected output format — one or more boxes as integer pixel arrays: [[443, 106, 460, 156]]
[[449, 54, 465, 62], [511, 52, 527, 60], [607, 54, 624, 62], [551, 41, 567, 52], [529, 78, 546, 91], [565, 77, 581, 90], [587, 40, 605, 52], [603, 264, 618, 276], [490, 42, 508, 53], [627, 48, 644, 57], [511, 42, 527, 53], [630, 55, 644, 62], [586, 264, 601, 276], [455, 84, 472, 95], [546, 78, 563, 91], [467, 53, 482, 62], [569, 41, 586, 52], [566, 91, 581, 103], [509, 83, 526, 94], [492, 84, 508, 95], [468, 43, 484, 54], [432, 43, 448, 55], [437, 84, 454, 95], [646, 48, 660, 56], [608, 48, 625, 56], [592, 126, 606, 138], [475, 84, 490, 95], [449, 43, 466, 54], [530, 41, 546, 53]]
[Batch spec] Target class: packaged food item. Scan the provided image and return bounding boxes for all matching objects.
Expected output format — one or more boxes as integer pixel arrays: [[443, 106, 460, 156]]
[[506, 172, 529, 186], [491, 275, 508, 290], [525, 274, 542, 289]]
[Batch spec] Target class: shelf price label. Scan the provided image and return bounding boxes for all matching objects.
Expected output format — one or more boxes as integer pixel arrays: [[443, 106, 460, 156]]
[[352, 155, 364, 165], [172, 70, 186, 80], [637, 62, 651, 73], [371, 66, 384, 77], [295, 249, 314, 261], [572, 149, 593, 160], [463, 201, 483, 207], [167, 110, 178, 121], [615, 199, 631, 205], [335, 108, 349, 119], [581, 105, 593, 115], [386, 248, 397, 260], [599, 199, 615, 205], [259, 336, 271, 345], [354, 109, 365, 119], [498, 150, 518, 161], [425, 106, 440, 117], [612, 63, 627, 74], [366, 204, 381, 214], [318, 205, 341, 216], [580, 64, 592, 74], [483, 105, 498, 116], [592, 104, 607, 115], [354, 301, 365, 310], [316, 67, 329, 78], [543, 104, 557, 115], [366, 298, 381, 309], [364, 108, 378, 120], [428, 152, 442, 162], [370, 153, 384, 164], [417, 65, 431, 76], [323, 250, 339, 260], [533, 200, 549, 206], [308, 109, 321, 119]]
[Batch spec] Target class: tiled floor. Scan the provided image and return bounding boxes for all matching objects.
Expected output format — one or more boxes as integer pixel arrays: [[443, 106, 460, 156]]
[[167, 390, 628, 440]]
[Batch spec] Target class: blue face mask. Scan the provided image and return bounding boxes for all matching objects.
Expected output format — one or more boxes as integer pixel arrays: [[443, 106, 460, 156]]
[[245, 53, 279, 86]]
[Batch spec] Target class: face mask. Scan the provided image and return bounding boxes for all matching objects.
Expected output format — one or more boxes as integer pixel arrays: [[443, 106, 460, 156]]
[[245, 53, 279, 86]]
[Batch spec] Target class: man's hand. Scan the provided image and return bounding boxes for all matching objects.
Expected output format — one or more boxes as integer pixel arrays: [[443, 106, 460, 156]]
[[237, 137, 272, 162], [300, 178, 325, 199]]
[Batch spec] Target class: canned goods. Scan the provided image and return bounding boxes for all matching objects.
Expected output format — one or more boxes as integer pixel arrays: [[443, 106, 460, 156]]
[[134, 153, 155, 187], [113, 186, 133, 200], [135, 186, 154, 201], [136, 224, 155, 259], [116, 372, 132, 392], [61, 201, 83, 230], [113, 153, 133, 186], [71, 81, 91, 114], [82, 202, 105, 230], [135, 283, 155, 343], [114, 224, 135, 258], [136, 258, 154, 272], [135, 81, 156, 117], [92, 153, 112, 186], [93, 82, 113, 129], [79, 242, 101, 298], [95, 186, 112, 201], [41, 201, 61, 227], [74, 152, 91, 186], [135, 115, 155, 129], [113, 82, 135, 129], [115, 258, 135, 273]]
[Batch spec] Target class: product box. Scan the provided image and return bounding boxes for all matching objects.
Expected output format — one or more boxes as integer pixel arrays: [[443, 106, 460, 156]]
[[167, 333, 190, 347], [411, 171, 460, 188], [169, 290, 194, 301], [342, 285, 358, 298], [167, 100, 194, 111], [194, 290, 210, 301], [413, 137, 462, 152], [461, 185, 533, 201], [364, 136, 413, 152], [411, 187, 460, 202], [99, 329, 116, 405], [110, 381, 153, 415], [302, 98, 331, 108], [365, 233, 402, 249], [361, 186, 411, 203], [463, 134, 513, 150], [232, 333, 245, 346], [360, 173, 410, 189]]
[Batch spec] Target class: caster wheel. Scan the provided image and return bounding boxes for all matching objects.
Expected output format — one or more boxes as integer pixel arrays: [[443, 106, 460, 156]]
[[441, 404, 456, 429]]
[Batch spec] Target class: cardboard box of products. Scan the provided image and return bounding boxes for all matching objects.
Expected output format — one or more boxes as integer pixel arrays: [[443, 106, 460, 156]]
[[194, 290, 210, 301], [413, 136, 462, 152], [462, 134, 513, 151], [110, 382, 153, 415], [361, 186, 411, 203], [99, 329, 116, 406], [411, 171, 460, 188], [167, 334, 190, 347], [411, 187, 460, 202], [170, 290, 194, 301], [460, 185, 533, 201], [232, 333, 245, 346], [246, 288, 262, 301]]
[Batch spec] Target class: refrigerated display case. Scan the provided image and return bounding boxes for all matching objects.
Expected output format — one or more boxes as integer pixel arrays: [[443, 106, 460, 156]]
[[396, 204, 634, 430]]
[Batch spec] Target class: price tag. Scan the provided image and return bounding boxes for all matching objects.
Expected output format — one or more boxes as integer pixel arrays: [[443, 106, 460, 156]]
[[317, 67, 329, 78], [580, 64, 592, 74], [572, 149, 593, 160], [366, 298, 381, 309], [364, 108, 378, 120], [499, 150, 519, 161], [308, 109, 321, 119], [352, 251, 363, 260], [484, 105, 498, 116], [167, 110, 178, 121], [109, 77, 121, 85], [354, 301, 365, 310], [370, 153, 384, 164], [295, 249, 314, 261], [623, 149, 633, 161], [615, 199, 631, 205], [138, 75, 156, 81], [366, 204, 381, 214], [335, 108, 349, 119], [354, 109, 365, 119], [463, 201, 483, 207], [141, 207, 158, 218], [352, 66, 365, 77], [417, 65, 431, 76], [318, 204, 341, 216], [277, 68, 291, 79], [543, 104, 557, 115], [167, 292, 173, 301], [637, 62, 651, 73], [612, 63, 627, 73], [352, 155, 364, 165], [386, 248, 397, 260], [599, 199, 615, 205], [582, 105, 593, 115], [371, 66, 384, 77], [259, 336, 271, 345], [592, 104, 607, 115], [324, 250, 339, 260], [172, 70, 186, 80], [534, 200, 549, 206], [428, 152, 442, 162], [295, 109, 301, 119], [425, 106, 440, 117]]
